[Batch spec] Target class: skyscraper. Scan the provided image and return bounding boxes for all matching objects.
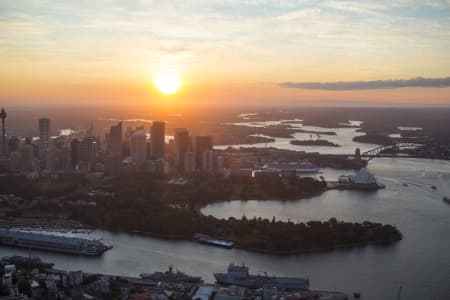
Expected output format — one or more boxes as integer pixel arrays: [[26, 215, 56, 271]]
[[0, 108, 6, 157], [151, 121, 165, 159], [174, 128, 189, 172], [38, 118, 51, 158], [194, 135, 213, 169], [20, 144, 34, 171], [79, 137, 97, 171], [202, 150, 215, 173], [108, 122, 123, 159], [184, 151, 196, 174], [8, 136, 20, 153], [70, 139, 80, 169], [130, 129, 147, 164]]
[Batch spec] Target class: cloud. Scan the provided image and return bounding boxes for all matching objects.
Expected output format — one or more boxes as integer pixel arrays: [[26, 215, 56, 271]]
[[280, 77, 450, 90]]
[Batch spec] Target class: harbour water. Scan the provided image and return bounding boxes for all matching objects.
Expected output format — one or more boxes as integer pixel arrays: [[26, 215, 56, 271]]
[[215, 119, 380, 154], [0, 158, 449, 300]]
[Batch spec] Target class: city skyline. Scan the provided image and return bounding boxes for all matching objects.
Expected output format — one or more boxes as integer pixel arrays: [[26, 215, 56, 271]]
[[1, 1, 450, 107]]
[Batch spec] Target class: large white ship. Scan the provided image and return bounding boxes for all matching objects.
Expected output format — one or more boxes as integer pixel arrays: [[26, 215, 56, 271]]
[[261, 161, 320, 174], [0, 229, 112, 256]]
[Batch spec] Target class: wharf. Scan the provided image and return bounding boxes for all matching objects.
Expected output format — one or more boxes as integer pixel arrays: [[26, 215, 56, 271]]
[[327, 181, 385, 191]]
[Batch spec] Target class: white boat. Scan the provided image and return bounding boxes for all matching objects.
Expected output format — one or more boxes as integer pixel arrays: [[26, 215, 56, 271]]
[[262, 161, 320, 174]]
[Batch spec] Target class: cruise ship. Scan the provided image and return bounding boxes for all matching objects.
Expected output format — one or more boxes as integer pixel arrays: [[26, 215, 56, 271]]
[[0, 229, 112, 256], [215, 263, 309, 290], [261, 161, 320, 174]]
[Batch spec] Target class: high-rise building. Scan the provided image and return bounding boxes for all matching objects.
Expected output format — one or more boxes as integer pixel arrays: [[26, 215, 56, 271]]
[[70, 139, 80, 169], [79, 137, 97, 171], [8, 136, 20, 153], [130, 129, 147, 164], [108, 122, 123, 159], [194, 136, 213, 169], [184, 151, 196, 174], [45, 141, 56, 171], [174, 128, 189, 172], [151, 121, 165, 159], [202, 150, 215, 173], [38, 118, 51, 158], [0, 108, 6, 157], [216, 155, 225, 174], [20, 144, 34, 171]]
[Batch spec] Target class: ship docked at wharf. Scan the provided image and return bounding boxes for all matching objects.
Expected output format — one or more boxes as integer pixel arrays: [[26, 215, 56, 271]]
[[215, 263, 310, 290], [140, 265, 203, 283], [0, 229, 112, 256], [259, 161, 320, 175], [193, 234, 235, 249]]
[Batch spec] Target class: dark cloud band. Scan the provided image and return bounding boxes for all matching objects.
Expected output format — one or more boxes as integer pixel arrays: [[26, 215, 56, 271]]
[[280, 77, 450, 90]]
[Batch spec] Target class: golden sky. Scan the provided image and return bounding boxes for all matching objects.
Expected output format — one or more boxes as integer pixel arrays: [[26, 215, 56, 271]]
[[1, 0, 450, 106]]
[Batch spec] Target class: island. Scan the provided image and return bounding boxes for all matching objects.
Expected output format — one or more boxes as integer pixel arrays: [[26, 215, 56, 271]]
[[352, 133, 393, 145], [290, 139, 340, 147]]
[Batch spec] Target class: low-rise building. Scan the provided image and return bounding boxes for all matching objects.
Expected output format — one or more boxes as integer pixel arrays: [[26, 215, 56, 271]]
[[192, 285, 215, 300]]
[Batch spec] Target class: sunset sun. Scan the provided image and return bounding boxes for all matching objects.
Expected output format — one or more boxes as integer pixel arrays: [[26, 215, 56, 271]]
[[154, 71, 182, 95]]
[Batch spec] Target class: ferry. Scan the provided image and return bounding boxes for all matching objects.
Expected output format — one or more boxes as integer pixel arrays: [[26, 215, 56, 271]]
[[0, 229, 112, 256], [215, 263, 309, 290], [193, 234, 235, 249]]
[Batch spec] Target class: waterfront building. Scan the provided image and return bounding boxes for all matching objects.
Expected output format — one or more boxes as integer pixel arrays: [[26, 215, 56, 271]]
[[348, 168, 377, 184], [194, 136, 213, 169], [38, 118, 51, 158], [174, 128, 189, 172], [215, 286, 246, 300], [151, 121, 165, 159], [130, 129, 147, 164], [68, 271, 83, 287], [192, 285, 215, 300]]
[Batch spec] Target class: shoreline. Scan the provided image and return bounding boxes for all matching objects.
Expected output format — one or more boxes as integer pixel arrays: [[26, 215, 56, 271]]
[[0, 186, 403, 256]]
